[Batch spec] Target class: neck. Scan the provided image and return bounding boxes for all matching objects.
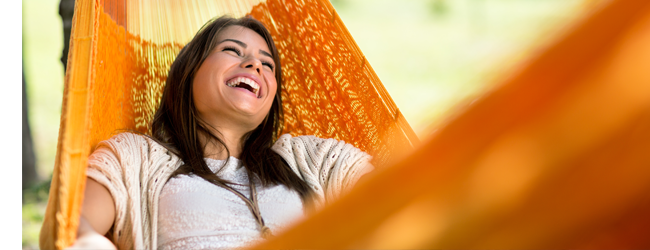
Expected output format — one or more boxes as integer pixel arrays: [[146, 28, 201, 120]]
[[200, 124, 251, 160]]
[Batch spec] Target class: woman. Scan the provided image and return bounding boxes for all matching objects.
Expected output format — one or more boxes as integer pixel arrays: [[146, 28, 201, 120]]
[[71, 16, 373, 250]]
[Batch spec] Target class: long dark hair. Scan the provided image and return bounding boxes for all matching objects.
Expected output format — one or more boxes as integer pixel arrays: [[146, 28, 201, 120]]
[[150, 16, 312, 202]]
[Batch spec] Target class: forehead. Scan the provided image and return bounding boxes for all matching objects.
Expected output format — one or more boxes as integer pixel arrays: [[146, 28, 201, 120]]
[[215, 25, 270, 51]]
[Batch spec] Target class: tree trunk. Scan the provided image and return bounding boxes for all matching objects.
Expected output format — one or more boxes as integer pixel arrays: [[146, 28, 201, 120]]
[[60, 0, 75, 71], [23, 67, 38, 194]]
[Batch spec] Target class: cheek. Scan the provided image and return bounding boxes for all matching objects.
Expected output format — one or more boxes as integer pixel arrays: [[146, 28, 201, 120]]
[[192, 81, 209, 111], [193, 65, 214, 98], [192, 73, 219, 111], [266, 73, 279, 96]]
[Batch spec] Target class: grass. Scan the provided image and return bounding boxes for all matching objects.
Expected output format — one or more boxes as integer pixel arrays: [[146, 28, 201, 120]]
[[23, 204, 46, 250], [22, 180, 51, 250]]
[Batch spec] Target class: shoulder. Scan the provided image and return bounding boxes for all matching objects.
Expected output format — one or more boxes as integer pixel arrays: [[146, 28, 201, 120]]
[[91, 132, 172, 161], [271, 133, 374, 206], [97, 132, 168, 149], [272, 134, 339, 152], [271, 133, 372, 167], [94, 132, 144, 150]]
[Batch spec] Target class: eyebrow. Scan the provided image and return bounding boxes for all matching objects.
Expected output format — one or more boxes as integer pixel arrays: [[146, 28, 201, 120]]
[[218, 38, 274, 60]]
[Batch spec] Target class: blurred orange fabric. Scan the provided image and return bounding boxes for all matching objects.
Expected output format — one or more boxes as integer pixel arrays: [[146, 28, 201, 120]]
[[40, 0, 650, 249]]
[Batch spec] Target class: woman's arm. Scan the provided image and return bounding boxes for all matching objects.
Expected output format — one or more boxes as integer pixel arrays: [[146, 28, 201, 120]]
[[66, 178, 117, 249], [81, 178, 116, 235]]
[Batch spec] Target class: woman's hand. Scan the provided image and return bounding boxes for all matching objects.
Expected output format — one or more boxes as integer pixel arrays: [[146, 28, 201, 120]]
[[65, 216, 117, 250], [66, 232, 117, 250]]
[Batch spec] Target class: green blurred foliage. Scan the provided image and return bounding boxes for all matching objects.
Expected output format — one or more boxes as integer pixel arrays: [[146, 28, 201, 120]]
[[331, 0, 599, 138], [23, 0, 64, 179], [23, 203, 45, 249], [23, 0, 63, 248], [429, 0, 449, 18], [22, 180, 50, 249]]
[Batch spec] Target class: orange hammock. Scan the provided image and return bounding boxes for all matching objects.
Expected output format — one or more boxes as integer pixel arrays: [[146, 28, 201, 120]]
[[40, 0, 650, 249]]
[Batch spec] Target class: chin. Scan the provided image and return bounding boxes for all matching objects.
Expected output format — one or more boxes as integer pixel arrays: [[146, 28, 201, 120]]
[[235, 113, 268, 131], [229, 105, 272, 128]]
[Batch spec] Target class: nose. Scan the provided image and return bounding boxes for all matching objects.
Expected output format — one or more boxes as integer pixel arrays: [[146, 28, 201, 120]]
[[241, 56, 262, 74]]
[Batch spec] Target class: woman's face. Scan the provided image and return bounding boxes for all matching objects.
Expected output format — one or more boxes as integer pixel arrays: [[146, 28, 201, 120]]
[[193, 25, 277, 130]]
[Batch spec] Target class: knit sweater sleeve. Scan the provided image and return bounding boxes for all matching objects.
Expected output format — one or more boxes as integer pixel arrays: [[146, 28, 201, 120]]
[[86, 132, 149, 250], [271, 134, 374, 207]]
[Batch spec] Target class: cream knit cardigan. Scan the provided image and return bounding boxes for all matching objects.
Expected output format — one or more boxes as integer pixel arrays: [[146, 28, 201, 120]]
[[86, 132, 373, 250]]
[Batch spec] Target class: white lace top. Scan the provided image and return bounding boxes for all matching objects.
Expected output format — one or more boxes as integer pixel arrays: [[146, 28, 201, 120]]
[[156, 157, 305, 250]]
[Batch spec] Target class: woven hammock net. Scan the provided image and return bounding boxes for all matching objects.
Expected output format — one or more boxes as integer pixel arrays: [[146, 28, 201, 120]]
[[41, 0, 650, 249], [89, 0, 419, 160]]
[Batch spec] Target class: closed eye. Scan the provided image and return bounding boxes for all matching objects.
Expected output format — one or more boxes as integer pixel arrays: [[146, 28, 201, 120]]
[[262, 61, 274, 71], [222, 46, 241, 56]]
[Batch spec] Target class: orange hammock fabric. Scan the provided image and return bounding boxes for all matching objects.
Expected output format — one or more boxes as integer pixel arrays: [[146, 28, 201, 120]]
[[41, 0, 650, 249]]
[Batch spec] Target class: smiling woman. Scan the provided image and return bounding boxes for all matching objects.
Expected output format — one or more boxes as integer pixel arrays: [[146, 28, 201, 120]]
[[192, 25, 279, 145], [70, 16, 374, 250]]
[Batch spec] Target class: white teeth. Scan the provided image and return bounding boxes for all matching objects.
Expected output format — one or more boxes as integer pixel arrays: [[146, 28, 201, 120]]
[[226, 77, 260, 97]]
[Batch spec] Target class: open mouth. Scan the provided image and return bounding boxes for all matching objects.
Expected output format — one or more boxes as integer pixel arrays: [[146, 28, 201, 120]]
[[226, 76, 260, 98]]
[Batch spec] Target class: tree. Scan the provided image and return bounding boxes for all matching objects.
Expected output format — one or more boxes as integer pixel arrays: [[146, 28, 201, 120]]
[[23, 66, 38, 195], [60, 0, 75, 71]]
